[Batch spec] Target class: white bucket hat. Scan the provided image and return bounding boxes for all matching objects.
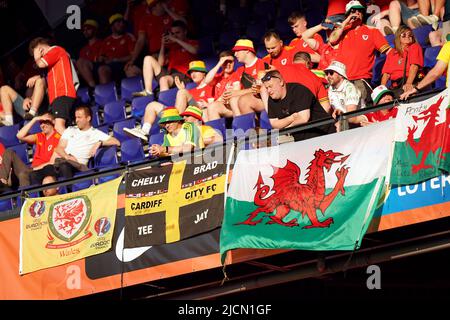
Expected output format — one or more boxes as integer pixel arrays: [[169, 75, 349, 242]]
[[325, 60, 347, 79]]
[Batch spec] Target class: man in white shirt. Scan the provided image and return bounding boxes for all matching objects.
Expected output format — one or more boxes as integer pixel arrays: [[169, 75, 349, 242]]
[[326, 60, 361, 118], [53, 105, 120, 179]]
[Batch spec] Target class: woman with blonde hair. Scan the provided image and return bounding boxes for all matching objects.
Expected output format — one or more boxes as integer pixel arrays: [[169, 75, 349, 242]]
[[381, 25, 424, 94]]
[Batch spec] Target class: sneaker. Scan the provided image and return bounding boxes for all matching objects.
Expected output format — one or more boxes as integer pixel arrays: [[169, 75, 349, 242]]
[[409, 16, 423, 29], [417, 14, 439, 30], [123, 127, 148, 141], [132, 90, 153, 97], [23, 112, 34, 121]]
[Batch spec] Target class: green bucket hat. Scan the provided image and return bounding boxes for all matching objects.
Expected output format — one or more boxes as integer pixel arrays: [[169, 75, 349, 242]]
[[158, 107, 184, 124]]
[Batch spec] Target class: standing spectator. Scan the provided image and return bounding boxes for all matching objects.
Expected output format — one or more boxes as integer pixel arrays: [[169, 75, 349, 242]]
[[133, 20, 198, 96], [16, 112, 61, 185], [325, 61, 361, 119], [53, 105, 120, 180], [261, 70, 335, 141], [262, 31, 295, 69], [381, 26, 424, 94], [288, 12, 324, 64], [76, 19, 103, 90], [97, 14, 141, 84], [332, 1, 391, 107], [0, 76, 46, 125], [29, 37, 78, 134], [301, 23, 340, 70]]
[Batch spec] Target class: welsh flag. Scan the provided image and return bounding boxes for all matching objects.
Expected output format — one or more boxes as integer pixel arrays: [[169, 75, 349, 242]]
[[220, 121, 395, 263], [390, 89, 450, 185]]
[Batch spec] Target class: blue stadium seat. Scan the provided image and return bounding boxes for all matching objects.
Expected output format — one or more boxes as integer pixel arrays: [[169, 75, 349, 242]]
[[0, 199, 13, 211], [148, 117, 162, 136], [23, 120, 42, 134], [96, 125, 109, 134], [131, 96, 154, 119], [72, 179, 94, 192], [185, 82, 198, 90], [385, 34, 395, 48], [113, 118, 137, 142], [259, 110, 272, 130], [206, 118, 226, 139], [77, 87, 91, 104], [413, 25, 433, 48], [94, 82, 118, 106], [121, 76, 144, 102], [120, 138, 146, 163], [157, 88, 178, 106], [103, 100, 126, 125], [91, 105, 101, 128], [435, 76, 446, 89], [232, 113, 256, 138], [94, 146, 119, 169], [424, 46, 442, 69], [9, 143, 29, 165], [149, 132, 164, 146], [371, 53, 386, 86], [0, 124, 20, 147]]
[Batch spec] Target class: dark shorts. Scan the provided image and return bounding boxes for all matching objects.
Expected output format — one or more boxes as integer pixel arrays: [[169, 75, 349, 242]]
[[49, 96, 76, 122], [155, 67, 191, 86]]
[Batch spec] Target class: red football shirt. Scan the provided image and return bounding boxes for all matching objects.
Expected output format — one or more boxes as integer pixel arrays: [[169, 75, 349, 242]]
[[316, 42, 339, 70], [382, 43, 424, 81], [262, 46, 296, 69], [99, 33, 135, 60], [327, 0, 347, 17], [213, 71, 241, 99], [42, 46, 77, 103], [139, 13, 173, 54], [235, 58, 267, 81], [79, 39, 103, 62], [167, 39, 199, 75], [32, 131, 61, 168], [335, 24, 390, 80], [277, 63, 329, 103], [365, 107, 398, 123], [289, 34, 324, 57], [189, 83, 214, 104]]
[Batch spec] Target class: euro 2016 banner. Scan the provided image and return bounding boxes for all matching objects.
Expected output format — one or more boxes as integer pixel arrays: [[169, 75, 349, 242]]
[[124, 159, 226, 247], [19, 177, 122, 275], [390, 88, 450, 185], [220, 121, 395, 263]]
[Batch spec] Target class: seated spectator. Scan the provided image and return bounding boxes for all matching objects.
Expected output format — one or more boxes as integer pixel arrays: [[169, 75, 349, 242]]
[[325, 61, 361, 116], [30, 37, 78, 134], [287, 11, 323, 64], [384, 0, 422, 35], [367, 0, 399, 36], [351, 85, 398, 126], [133, 20, 199, 96], [401, 40, 450, 99], [0, 142, 30, 192], [124, 60, 213, 141], [262, 31, 295, 69], [52, 105, 120, 180], [76, 19, 103, 89], [381, 26, 424, 95], [180, 105, 223, 147], [149, 107, 200, 157], [16, 112, 61, 185], [0, 76, 46, 125], [261, 70, 335, 141], [97, 14, 141, 84]]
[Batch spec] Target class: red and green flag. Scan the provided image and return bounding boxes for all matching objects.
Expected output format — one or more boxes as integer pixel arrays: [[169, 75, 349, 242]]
[[390, 89, 450, 185]]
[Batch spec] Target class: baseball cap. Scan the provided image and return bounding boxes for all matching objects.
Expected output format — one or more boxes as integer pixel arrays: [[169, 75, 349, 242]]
[[371, 85, 394, 105], [345, 1, 365, 14], [325, 60, 347, 79]]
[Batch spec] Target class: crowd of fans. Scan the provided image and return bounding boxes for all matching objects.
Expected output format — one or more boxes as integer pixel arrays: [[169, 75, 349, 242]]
[[1, 0, 450, 197]]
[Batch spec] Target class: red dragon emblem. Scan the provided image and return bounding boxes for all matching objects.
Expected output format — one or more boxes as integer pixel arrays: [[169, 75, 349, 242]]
[[406, 96, 448, 174], [236, 149, 349, 228], [49, 196, 91, 242]]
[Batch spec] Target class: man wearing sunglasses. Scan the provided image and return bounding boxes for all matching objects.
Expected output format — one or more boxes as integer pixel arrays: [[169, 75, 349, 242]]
[[17, 112, 61, 185], [262, 70, 335, 141], [330, 1, 391, 108]]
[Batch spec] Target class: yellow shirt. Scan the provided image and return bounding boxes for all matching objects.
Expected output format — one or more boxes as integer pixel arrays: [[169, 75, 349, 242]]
[[198, 125, 218, 148], [162, 122, 200, 147], [436, 41, 450, 87]]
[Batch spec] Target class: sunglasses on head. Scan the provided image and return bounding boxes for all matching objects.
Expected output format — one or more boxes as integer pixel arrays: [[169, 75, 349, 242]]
[[261, 73, 280, 82]]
